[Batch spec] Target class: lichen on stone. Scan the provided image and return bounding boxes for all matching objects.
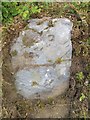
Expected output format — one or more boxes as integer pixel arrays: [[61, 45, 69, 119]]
[[23, 51, 30, 58], [11, 50, 18, 56], [22, 35, 35, 47], [31, 81, 39, 86], [55, 57, 62, 64]]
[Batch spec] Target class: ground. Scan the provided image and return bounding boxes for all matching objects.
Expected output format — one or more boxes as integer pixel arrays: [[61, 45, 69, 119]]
[[1, 2, 90, 118]]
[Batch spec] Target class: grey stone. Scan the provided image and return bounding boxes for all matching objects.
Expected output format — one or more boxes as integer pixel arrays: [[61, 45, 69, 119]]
[[10, 18, 73, 99]]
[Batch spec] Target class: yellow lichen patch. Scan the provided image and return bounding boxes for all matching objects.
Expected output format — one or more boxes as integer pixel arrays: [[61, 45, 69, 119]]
[[55, 57, 62, 64], [48, 59, 52, 63], [11, 50, 18, 56], [31, 81, 38, 86]]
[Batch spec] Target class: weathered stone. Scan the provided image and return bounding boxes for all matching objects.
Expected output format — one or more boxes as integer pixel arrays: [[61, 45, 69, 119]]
[[10, 18, 73, 99]]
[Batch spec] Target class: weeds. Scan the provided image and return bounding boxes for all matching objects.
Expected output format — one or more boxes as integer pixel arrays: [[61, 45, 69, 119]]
[[79, 93, 86, 102], [76, 72, 84, 81], [2, 2, 41, 24]]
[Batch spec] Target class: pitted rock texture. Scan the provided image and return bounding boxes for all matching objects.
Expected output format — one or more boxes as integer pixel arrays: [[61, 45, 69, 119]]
[[10, 18, 73, 99]]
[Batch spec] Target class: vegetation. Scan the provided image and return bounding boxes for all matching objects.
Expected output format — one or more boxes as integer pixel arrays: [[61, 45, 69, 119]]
[[2, 2, 41, 24], [79, 93, 86, 102], [76, 72, 84, 81]]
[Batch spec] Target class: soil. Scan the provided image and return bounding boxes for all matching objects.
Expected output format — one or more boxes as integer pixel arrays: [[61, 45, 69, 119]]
[[1, 2, 90, 118]]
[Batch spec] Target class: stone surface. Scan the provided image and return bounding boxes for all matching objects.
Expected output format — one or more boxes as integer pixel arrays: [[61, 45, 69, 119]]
[[10, 18, 73, 99]]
